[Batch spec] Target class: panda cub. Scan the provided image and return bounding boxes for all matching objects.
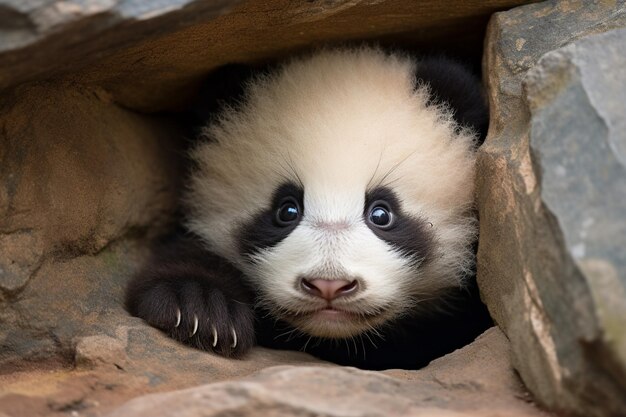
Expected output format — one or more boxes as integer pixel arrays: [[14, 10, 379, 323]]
[[126, 47, 491, 370]]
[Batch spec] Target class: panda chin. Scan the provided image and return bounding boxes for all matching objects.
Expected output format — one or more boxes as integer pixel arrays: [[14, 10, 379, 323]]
[[284, 306, 390, 339]]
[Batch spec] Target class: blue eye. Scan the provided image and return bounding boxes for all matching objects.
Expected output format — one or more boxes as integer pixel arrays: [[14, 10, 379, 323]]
[[368, 203, 393, 228], [276, 199, 300, 226]]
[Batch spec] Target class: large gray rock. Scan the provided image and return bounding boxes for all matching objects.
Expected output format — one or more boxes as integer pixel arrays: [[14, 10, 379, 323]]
[[525, 27, 626, 405], [0, 0, 238, 50], [478, 2, 626, 416]]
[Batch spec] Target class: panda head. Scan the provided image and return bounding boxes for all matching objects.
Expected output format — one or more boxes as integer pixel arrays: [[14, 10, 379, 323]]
[[186, 47, 487, 339]]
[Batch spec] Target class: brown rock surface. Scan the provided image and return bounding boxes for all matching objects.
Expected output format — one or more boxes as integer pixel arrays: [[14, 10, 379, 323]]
[[0, 325, 319, 417], [104, 328, 548, 417], [0, 82, 179, 365], [0, 0, 537, 112], [478, 1, 626, 416]]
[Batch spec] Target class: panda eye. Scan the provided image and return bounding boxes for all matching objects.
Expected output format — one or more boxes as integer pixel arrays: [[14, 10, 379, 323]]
[[275, 198, 301, 226], [368, 201, 394, 229]]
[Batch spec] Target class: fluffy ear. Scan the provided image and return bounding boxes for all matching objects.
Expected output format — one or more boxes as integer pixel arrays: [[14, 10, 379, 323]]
[[414, 57, 488, 144]]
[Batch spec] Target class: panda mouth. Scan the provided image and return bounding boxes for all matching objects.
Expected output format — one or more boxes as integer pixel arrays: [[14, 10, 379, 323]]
[[276, 304, 391, 339], [285, 305, 386, 320], [258, 297, 393, 338], [312, 307, 356, 319]]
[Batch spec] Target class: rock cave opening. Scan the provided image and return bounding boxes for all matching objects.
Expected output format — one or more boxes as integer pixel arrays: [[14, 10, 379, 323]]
[[2, 1, 625, 417], [0, 0, 501, 370], [0, 0, 498, 405], [122, 24, 496, 371]]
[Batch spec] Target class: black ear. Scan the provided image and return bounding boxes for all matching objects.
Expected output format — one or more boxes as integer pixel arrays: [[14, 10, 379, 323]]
[[414, 57, 488, 145]]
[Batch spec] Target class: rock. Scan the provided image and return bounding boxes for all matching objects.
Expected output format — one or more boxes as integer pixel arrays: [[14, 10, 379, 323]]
[[0, 315, 319, 417], [0, 0, 242, 107], [74, 334, 129, 369], [525, 28, 626, 411], [0, 83, 179, 366], [0, 0, 536, 112], [478, 2, 626, 416], [105, 328, 548, 417]]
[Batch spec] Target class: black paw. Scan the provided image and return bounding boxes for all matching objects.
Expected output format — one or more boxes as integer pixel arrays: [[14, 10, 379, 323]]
[[126, 260, 255, 358]]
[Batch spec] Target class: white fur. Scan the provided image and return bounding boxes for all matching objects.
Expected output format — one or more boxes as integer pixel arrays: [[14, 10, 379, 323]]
[[186, 47, 478, 338]]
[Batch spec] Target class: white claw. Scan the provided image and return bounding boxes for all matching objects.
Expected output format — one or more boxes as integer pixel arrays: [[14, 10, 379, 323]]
[[174, 309, 181, 328], [230, 327, 237, 349], [190, 315, 199, 336], [211, 325, 218, 347]]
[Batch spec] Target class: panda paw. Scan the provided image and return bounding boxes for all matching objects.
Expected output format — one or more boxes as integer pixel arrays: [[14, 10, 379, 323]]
[[126, 267, 255, 358]]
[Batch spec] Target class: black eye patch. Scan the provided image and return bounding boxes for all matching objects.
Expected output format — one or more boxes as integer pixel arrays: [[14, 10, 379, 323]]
[[364, 187, 434, 263], [238, 182, 304, 257]]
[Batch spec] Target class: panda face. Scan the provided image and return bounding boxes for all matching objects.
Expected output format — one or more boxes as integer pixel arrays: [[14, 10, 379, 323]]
[[186, 47, 479, 339], [237, 180, 437, 338]]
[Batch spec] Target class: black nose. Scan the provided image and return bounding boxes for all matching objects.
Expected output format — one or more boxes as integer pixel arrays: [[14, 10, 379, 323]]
[[300, 278, 359, 300]]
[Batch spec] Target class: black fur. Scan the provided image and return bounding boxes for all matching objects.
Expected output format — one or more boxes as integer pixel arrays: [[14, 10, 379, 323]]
[[364, 187, 434, 263], [181, 64, 261, 139], [238, 182, 304, 257], [125, 235, 255, 357], [414, 56, 489, 144]]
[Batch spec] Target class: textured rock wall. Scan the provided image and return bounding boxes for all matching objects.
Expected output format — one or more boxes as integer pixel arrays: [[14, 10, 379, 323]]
[[0, 83, 179, 364], [0, 0, 535, 112], [478, 1, 626, 416]]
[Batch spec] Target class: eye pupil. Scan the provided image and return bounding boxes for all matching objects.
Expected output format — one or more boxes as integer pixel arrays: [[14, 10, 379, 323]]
[[281, 205, 298, 221], [276, 201, 300, 225], [369, 206, 392, 227]]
